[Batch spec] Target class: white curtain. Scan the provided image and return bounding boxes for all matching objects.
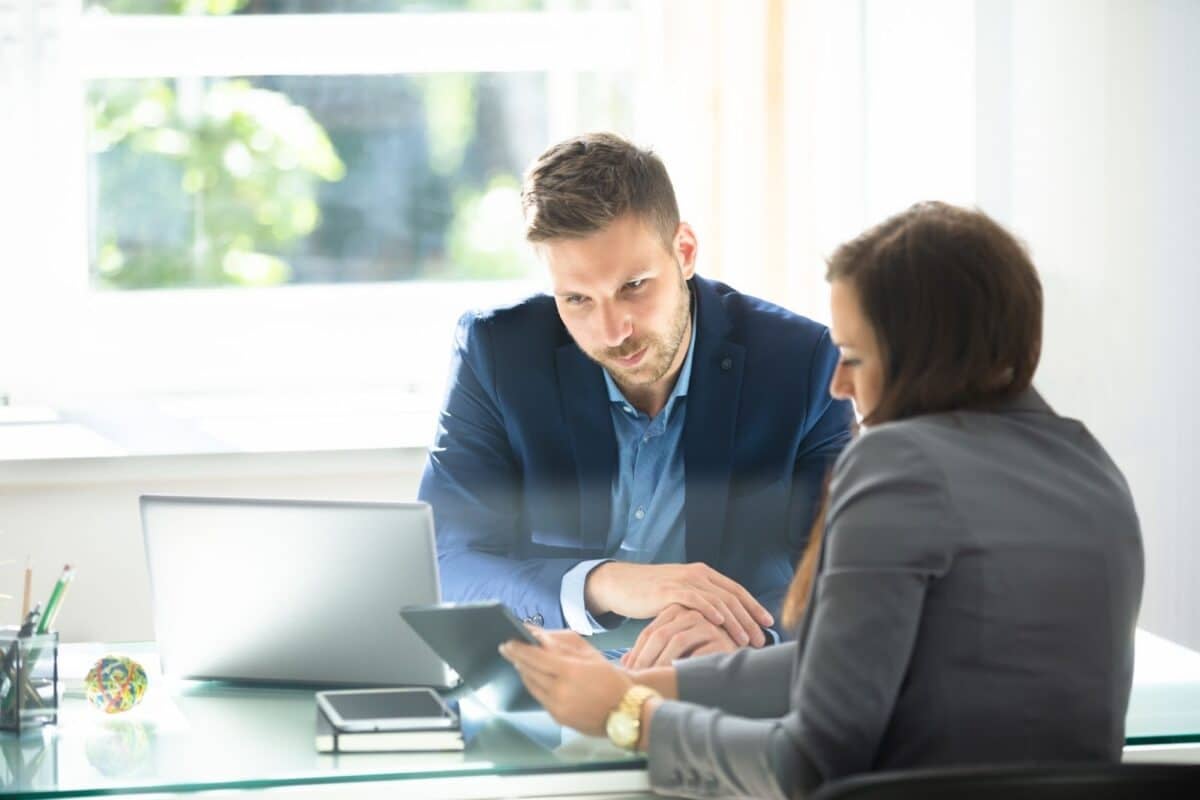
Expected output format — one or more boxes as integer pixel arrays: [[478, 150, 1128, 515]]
[[637, 0, 801, 310], [639, 0, 982, 323], [1, 1, 81, 403]]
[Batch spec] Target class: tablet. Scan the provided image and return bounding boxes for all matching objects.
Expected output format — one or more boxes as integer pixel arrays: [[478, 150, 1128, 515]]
[[315, 687, 458, 732], [401, 601, 541, 712]]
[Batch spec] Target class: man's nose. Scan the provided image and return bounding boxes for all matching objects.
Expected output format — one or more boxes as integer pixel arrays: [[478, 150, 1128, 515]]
[[598, 303, 632, 348]]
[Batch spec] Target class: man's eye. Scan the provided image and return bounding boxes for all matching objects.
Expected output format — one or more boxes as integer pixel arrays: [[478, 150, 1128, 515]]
[[625, 279, 646, 290], [840, 358, 861, 368], [564, 295, 587, 306]]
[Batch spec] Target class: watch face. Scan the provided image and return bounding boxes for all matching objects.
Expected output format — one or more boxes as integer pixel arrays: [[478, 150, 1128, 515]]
[[606, 710, 638, 749]]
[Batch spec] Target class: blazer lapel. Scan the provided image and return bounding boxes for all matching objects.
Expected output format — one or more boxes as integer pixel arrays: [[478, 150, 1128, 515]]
[[684, 278, 744, 566], [556, 342, 616, 555]]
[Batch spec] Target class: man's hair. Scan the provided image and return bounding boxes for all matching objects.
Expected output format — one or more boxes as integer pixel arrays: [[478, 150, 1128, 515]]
[[826, 201, 1044, 425], [521, 132, 680, 249]]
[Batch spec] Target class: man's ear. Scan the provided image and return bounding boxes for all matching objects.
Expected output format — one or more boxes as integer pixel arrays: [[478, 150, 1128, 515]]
[[674, 222, 698, 280]]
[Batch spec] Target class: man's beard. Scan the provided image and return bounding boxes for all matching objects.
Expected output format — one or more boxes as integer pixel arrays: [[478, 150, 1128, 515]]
[[593, 273, 691, 387]]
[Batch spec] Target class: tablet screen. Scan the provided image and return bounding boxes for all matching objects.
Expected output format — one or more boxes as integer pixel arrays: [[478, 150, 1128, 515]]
[[324, 690, 447, 722]]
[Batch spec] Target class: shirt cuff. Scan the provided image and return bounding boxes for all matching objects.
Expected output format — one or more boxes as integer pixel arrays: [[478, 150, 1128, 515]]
[[560, 559, 613, 634]]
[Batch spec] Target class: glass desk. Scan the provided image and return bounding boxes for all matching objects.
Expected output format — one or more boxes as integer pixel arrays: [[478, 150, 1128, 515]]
[[2, 642, 646, 799], [1125, 630, 1200, 745], [3, 631, 1200, 798]]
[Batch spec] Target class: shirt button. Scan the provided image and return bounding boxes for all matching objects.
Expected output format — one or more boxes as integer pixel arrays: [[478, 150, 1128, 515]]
[[532, 613, 544, 626], [634, 507, 645, 520], [624, 404, 634, 414]]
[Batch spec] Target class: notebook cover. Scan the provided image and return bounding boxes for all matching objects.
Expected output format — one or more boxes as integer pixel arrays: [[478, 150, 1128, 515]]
[[314, 706, 464, 753]]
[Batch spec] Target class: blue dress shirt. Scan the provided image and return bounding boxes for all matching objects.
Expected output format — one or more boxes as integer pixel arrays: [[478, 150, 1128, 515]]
[[559, 315, 697, 633]]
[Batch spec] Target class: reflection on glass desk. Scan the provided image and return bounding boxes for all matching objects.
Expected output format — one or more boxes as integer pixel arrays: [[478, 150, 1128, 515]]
[[1, 642, 644, 798], [4, 631, 1200, 797]]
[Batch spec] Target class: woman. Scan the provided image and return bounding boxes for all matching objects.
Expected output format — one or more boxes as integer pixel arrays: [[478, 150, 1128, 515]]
[[500, 202, 1144, 799]]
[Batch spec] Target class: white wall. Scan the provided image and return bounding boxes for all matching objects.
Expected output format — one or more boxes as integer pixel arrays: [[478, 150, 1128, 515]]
[[1145, 0, 1200, 650], [795, 0, 1200, 649], [0, 451, 426, 642], [980, 0, 1200, 650]]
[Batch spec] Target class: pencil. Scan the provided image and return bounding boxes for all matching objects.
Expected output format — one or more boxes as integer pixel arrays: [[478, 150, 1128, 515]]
[[36, 564, 74, 635], [20, 558, 32, 620]]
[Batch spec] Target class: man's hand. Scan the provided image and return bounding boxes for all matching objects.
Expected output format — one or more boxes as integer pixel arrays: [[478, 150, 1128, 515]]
[[622, 604, 741, 668], [584, 562, 772, 647]]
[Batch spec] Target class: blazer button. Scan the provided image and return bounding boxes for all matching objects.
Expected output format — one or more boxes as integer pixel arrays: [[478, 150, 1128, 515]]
[[532, 613, 544, 626], [720, 356, 733, 371]]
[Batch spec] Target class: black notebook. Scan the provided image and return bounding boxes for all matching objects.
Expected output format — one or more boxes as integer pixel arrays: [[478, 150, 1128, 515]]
[[315, 706, 464, 753]]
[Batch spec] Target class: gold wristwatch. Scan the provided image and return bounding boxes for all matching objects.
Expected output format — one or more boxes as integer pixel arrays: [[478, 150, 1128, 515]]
[[606, 685, 661, 751]]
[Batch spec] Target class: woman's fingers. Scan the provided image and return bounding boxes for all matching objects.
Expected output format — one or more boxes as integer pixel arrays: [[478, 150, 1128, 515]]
[[511, 659, 555, 697], [501, 640, 559, 680], [503, 642, 565, 717]]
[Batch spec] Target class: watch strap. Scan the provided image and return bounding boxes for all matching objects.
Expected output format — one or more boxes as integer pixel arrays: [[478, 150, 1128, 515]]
[[608, 684, 661, 751]]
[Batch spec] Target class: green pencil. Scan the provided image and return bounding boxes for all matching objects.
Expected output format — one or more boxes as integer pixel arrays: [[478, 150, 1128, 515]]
[[35, 565, 74, 635]]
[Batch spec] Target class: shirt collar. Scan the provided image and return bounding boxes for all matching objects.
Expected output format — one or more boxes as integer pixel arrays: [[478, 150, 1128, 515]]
[[603, 299, 698, 412]]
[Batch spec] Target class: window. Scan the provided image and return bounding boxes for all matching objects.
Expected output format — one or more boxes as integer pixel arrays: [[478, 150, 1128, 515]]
[[1, 0, 641, 438]]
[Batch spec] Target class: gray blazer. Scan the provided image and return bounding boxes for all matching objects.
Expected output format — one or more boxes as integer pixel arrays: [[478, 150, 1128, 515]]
[[646, 389, 1144, 799]]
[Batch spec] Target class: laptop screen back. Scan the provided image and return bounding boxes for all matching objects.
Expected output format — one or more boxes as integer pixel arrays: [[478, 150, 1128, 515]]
[[140, 495, 449, 687]]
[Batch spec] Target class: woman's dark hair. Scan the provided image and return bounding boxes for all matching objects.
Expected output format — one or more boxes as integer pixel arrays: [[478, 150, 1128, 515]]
[[781, 202, 1044, 630], [827, 201, 1043, 425]]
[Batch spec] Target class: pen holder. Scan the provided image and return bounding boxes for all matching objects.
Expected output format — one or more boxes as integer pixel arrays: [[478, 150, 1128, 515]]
[[0, 627, 59, 734]]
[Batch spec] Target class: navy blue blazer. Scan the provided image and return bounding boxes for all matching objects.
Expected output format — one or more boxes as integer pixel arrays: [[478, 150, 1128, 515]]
[[418, 275, 854, 631]]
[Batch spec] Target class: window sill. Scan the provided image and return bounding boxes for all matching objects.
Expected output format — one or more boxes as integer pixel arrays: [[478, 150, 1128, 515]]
[[0, 389, 435, 485], [0, 445, 429, 487]]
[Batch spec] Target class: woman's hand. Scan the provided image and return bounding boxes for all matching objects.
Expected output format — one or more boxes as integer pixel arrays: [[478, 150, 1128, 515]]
[[499, 628, 634, 737]]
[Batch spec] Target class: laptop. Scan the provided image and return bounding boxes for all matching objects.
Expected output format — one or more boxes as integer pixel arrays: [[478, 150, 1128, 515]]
[[140, 495, 451, 688]]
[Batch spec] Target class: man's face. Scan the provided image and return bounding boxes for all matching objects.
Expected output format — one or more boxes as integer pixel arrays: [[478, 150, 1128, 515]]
[[541, 213, 697, 391]]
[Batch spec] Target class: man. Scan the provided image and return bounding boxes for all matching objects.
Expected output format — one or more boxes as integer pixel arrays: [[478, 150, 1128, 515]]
[[418, 133, 852, 666]]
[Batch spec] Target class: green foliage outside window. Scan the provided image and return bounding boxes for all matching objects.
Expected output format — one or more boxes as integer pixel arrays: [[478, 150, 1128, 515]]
[[90, 78, 345, 288], [87, 0, 545, 290]]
